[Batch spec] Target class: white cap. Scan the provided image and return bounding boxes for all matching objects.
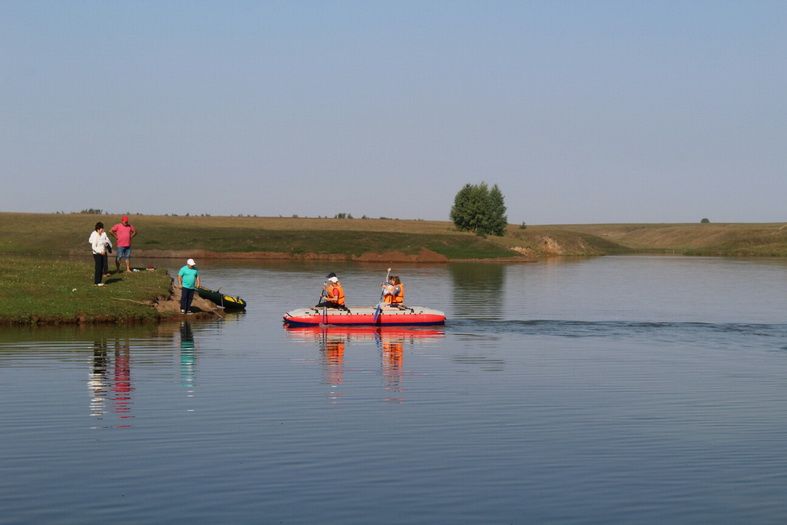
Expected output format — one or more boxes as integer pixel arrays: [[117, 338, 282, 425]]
[[328, 276, 338, 283], [187, 258, 196, 266]]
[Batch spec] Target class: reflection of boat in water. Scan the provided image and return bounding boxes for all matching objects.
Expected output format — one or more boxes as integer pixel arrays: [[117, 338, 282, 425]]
[[284, 324, 445, 342], [285, 325, 444, 402], [283, 305, 446, 327]]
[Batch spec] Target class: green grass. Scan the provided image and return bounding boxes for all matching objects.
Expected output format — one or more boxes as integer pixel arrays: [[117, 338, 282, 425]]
[[0, 212, 520, 259], [0, 256, 172, 325], [2, 212, 786, 262]]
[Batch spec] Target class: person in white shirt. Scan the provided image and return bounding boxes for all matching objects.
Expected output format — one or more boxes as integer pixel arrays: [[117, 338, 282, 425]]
[[88, 222, 111, 286]]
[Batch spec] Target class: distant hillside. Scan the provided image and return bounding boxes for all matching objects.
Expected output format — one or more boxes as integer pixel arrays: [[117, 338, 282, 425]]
[[540, 223, 787, 256], [1, 213, 785, 260]]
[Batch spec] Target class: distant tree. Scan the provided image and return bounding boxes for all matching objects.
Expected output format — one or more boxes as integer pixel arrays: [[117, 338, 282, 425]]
[[450, 182, 508, 236], [486, 184, 508, 235], [700, 218, 710, 224]]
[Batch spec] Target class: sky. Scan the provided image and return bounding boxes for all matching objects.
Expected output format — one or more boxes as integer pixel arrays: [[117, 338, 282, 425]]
[[1, 1, 785, 224]]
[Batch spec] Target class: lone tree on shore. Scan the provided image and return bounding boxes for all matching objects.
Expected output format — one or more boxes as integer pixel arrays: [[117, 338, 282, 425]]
[[450, 182, 508, 236]]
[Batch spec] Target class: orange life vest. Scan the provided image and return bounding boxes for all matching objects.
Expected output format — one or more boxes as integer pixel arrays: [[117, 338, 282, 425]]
[[392, 282, 405, 304], [325, 282, 345, 305], [383, 283, 405, 305], [383, 284, 395, 305]]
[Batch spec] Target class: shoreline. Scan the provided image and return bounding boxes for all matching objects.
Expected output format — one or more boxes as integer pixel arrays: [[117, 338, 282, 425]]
[[104, 249, 543, 264], [0, 257, 223, 327], [0, 281, 223, 327]]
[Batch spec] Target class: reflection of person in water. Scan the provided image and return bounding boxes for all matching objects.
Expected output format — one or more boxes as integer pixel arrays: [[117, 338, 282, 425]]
[[317, 332, 346, 403], [89, 340, 108, 418], [113, 340, 132, 422], [381, 337, 405, 399], [180, 321, 197, 390], [322, 337, 345, 387], [283, 326, 445, 402]]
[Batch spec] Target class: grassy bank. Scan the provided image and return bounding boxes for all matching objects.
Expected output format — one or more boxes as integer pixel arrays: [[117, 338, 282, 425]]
[[0, 256, 172, 325], [0, 213, 519, 260], [1, 212, 786, 261]]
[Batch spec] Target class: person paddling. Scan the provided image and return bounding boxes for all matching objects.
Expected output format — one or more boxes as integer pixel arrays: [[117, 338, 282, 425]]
[[317, 272, 348, 311], [382, 275, 405, 307]]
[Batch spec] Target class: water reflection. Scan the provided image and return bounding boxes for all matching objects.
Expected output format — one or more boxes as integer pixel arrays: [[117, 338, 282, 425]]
[[88, 337, 134, 428], [284, 326, 444, 402], [179, 322, 197, 391], [449, 263, 505, 320], [380, 336, 404, 402], [113, 339, 132, 426], [88, 340, 108, 418], [321, 331, 346, 401]]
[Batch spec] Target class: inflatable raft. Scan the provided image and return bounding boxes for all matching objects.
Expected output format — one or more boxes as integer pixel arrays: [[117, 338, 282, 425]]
[[196, 287, 247, 311], [283, 305, 446, 327]]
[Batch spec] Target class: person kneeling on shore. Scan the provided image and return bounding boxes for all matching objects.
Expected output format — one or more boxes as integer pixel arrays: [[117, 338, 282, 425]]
[[317, 272, 349, 311], [177, 258, 201, 314]]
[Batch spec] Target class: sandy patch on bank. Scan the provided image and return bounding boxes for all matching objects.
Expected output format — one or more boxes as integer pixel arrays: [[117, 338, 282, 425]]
[[154, 283, 225, 319]]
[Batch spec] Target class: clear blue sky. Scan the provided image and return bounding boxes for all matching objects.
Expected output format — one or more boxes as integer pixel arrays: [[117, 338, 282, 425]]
[[1, 1, 785, 223]]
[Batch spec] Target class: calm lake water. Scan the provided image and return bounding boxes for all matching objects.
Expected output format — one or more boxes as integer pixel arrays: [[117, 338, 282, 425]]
[[2, 256, 787, 524]]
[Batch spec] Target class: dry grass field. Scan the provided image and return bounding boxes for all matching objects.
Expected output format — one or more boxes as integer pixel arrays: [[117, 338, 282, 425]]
[[541, 223, 787, 256], [2, 212, 786, 259]]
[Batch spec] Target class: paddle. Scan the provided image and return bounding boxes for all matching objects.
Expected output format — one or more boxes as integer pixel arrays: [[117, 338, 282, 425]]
[[373, 268, 392, 323]]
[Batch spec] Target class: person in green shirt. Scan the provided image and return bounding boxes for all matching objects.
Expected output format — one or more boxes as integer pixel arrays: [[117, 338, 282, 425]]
[[177, 258, 201, 314]]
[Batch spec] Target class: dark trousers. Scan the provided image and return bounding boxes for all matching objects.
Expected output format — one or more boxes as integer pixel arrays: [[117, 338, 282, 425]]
[[181, 287, 196, 312], [315, 301, 350, 311], [93, 254, 103, 284]]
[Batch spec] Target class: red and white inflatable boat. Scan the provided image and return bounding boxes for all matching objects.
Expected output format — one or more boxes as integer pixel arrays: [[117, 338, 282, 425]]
[[283, 305, 446, 327]]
